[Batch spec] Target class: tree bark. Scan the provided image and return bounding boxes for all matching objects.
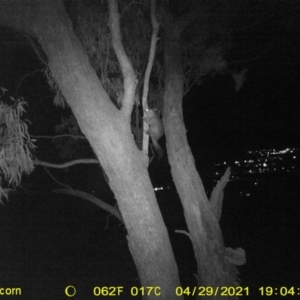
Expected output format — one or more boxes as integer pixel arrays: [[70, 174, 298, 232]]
[[0, 1, 182, 298], [163, 15, 240, 298]]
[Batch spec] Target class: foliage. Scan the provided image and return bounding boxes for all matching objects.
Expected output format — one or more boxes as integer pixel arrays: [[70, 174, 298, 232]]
[[0, 88, 36, 203], [180, 1, 233, 93], [49, 1, 232, 111], [72, 0, 163, 108]]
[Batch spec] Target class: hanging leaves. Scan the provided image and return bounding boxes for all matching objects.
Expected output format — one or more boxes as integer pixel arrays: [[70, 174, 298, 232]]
[[0, 88, 36, 204]]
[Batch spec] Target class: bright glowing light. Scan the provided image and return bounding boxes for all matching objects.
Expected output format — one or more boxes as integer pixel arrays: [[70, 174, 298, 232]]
[[154, 187, 164, 191]]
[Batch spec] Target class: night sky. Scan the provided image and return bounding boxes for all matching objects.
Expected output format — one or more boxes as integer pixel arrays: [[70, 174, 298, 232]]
[[184, 1, 300, 162]]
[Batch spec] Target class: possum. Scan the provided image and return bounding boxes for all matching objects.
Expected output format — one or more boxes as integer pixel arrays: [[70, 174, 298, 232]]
[[143, 108, 164, 158]]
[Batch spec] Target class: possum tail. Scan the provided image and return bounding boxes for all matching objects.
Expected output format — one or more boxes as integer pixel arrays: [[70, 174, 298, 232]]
[[152, 139, 164, 159]]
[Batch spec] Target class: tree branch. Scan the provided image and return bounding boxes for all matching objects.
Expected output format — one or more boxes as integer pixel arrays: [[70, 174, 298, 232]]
[[34, 158, 99, 168], [53, 188, 123, 223], [108, 0, 137, 118], [32, 134, 85, 140], [142, 0, 159, 157], [210, 167, 231, 222]]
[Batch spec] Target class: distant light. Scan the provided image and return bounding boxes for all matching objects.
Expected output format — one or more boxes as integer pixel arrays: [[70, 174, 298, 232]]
[[154, 187, 164, 191]]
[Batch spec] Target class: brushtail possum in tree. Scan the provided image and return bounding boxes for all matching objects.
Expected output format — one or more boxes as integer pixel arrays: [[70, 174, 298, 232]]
[[143, 108, 164, 158]]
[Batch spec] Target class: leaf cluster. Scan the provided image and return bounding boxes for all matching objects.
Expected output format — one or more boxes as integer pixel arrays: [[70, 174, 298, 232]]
[[0, 88, 36, 203], [70, 0, 163, 108]]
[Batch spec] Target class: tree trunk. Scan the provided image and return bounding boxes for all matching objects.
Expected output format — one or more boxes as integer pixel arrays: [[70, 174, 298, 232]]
[[163, 18, 240, 298], [0, 1, 182, 298]]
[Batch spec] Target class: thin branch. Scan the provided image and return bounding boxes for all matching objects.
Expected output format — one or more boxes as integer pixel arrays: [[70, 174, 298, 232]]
[[142, 0, 159, 109], [34, 158, 99, 169], [26, 34, 48, 66], [16, 69, 42, 92], [142, 0, 159, 157], [42, 165, 72, 190], [227, 40, 278, 68], [53, 188, 124, 223], [32, 134, 86, 140], [183, 70, 210, 96]]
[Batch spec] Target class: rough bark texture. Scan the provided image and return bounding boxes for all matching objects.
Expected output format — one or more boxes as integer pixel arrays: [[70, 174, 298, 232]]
[[0, 1, 182, 298], [163, 15, 239, 299]]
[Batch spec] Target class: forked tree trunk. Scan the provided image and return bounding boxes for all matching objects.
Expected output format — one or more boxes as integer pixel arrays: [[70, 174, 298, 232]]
[[163, 16, 240, 299], [0, 1, 182, 298]]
